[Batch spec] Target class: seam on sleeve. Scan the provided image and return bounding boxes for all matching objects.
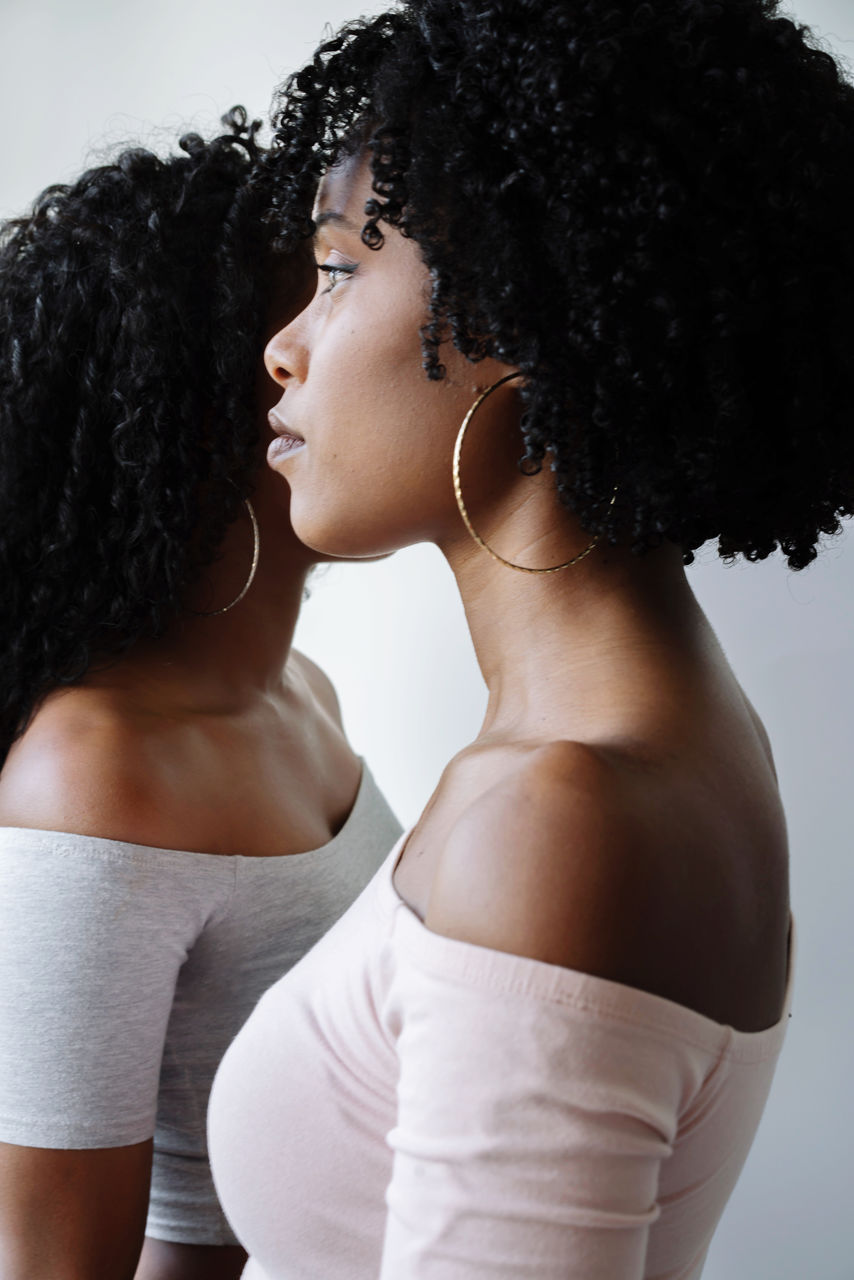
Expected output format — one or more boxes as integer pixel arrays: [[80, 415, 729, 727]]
[[0, 1112, 154, 1148], [391, 905, 789, 1064]]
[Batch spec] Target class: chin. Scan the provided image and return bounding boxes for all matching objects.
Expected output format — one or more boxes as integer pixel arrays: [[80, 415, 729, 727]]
[[290, 503, 404, 562], [295, 504, 414, 560]]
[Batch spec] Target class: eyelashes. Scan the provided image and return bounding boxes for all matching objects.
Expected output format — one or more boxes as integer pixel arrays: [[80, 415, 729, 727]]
[[316, 262, 357, 293]]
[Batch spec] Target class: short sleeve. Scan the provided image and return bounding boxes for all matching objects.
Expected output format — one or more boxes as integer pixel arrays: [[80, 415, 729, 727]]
[[379, 909, 715, 1280], [0, 830, 222, 1149]]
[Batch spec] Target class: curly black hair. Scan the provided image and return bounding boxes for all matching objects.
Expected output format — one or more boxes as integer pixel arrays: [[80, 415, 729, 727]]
[[0, 107, 288, 764], [268, 0, 854, 571]]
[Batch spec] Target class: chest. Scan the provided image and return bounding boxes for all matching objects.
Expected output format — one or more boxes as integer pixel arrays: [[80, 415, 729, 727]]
[[207, 885, 400, 1276]]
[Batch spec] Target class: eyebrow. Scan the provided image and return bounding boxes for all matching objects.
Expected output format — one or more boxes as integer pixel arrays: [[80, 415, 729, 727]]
[[313, 211, 360, 234]]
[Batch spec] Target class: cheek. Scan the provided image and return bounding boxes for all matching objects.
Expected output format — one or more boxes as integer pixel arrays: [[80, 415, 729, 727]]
[[286, 275, 474, 553], [286, 382, 455, 559], [309, 313, 429, 460]]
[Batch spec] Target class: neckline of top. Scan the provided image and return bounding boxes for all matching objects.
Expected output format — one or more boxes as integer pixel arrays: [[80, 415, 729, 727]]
[[381, 827, 795, 1051], [0, 759, 371, 863]]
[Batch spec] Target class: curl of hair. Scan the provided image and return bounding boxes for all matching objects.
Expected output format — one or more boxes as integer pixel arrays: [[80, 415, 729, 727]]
[[269, 0, 854, 570], [0, 107, 287, 762]]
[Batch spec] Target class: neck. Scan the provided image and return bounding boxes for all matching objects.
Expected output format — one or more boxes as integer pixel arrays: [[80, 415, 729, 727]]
[[434, 401, 716, 742], [94, 478, 316, 713], [443, 527, 711, 745]]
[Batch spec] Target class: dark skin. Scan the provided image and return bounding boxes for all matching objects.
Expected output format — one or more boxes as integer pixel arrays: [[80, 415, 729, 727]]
[[0, 270, 365, 1280], [0, 1143, 153, 1280], [264, 154, 791, 1038], [136, 1239, 247, 1280]]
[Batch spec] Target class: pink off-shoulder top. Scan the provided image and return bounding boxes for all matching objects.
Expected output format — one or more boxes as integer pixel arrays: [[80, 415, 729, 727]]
[[208, 828, 794, 1279]]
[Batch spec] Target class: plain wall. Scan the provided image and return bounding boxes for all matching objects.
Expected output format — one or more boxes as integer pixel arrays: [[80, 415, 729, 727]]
[[2, 2, 852, 1275]]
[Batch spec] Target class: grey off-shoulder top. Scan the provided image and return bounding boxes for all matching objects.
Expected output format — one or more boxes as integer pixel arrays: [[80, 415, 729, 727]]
[[0, 760, 401, 1245]]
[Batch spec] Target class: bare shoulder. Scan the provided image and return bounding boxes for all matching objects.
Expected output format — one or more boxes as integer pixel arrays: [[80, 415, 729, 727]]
[[424, 736, 791, 1028], [738, 687, 778, 782], [290, 649, 344, 729], [0, 689, 176, 845], [425, 741, 645, 975]]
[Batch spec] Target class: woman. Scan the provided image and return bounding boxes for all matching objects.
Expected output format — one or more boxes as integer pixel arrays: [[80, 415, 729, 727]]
[[0, 110, 400, 1280], [208, 2, 853, 1277]]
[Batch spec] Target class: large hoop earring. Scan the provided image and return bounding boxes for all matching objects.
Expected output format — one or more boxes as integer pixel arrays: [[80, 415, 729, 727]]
[[194, 497, 260, 616], [453, 372, 616, 574]]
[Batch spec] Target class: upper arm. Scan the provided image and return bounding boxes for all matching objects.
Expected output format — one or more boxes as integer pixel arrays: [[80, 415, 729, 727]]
[[0, 810, 191, 1174], [135, 1238, 247, 1280], [0, 1140, 152, 1280], [424, 742, 647, 978], [0, 706, 226, 1278], [383, 746, 695, 1278], [383, 766, 690, 1279], [380, 982, 668, 1280]]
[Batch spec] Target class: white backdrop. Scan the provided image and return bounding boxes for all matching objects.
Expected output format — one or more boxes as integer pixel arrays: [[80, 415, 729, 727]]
[[2, 2, 852, 1275]]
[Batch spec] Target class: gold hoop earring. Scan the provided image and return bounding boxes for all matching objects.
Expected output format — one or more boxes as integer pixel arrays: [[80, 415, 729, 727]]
[[194, 497, 260, 616], [453, 372, 616, 574]]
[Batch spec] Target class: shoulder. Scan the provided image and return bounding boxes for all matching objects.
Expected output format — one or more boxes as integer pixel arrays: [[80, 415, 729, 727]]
[[739, 689, 778, 782], [0, 688, 179, 846], [424, 741, 653, 977], [290, 649, 344, 728]]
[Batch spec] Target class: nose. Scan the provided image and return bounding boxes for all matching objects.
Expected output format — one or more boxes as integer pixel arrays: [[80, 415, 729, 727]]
[[264, 310, 308, 389]]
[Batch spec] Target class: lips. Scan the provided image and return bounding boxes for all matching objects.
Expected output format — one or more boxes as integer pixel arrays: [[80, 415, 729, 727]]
[[267, 405, 306, 464]]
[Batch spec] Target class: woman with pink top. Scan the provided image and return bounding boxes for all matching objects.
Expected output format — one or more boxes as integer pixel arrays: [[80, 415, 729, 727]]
[[208, 2, 854, 1276]]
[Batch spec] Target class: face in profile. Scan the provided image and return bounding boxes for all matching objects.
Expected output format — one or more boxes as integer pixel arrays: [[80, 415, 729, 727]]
[[263, 152, 516, 562], [256, 248, 317, 462]]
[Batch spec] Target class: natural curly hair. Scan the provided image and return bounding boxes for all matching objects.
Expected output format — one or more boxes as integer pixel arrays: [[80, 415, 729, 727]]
[[0, 107, 288, 764], [268, 0, 854, 570]]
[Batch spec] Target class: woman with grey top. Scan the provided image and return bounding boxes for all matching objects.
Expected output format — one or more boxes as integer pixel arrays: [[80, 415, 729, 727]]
[[0, 108, 400, 1280]]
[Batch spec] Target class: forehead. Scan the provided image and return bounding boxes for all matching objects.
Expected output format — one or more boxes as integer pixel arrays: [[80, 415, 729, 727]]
[[310, 149, 431, 300], [312, 152, 373, 229]]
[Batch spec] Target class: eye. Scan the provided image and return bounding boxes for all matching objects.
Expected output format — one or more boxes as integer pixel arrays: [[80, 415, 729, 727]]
[[317, 262, 357, 293]]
